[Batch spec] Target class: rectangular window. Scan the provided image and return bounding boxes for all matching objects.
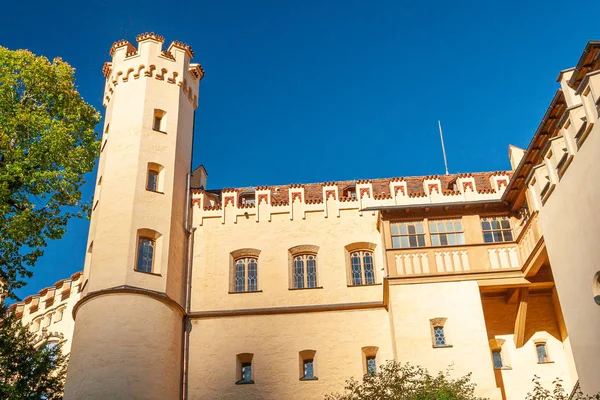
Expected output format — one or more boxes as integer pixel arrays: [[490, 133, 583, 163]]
[[147, 170, 159, 192], [536, 343, 549, 363], [303, 360, 314, 379], [136, 237, 155, 273], [492, 351, 503, 368], [433, 326, 446, 346], [152, 109, 166, 132], [481, 217, 513, 243], [293, 254, 317, 289], [429, 219, 465, 246], [390, 221, 426, 249], [366, 357, 377, 375]]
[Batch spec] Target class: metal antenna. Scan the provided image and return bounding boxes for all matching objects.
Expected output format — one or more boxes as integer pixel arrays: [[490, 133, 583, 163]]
[[438, 120, 450, 175]]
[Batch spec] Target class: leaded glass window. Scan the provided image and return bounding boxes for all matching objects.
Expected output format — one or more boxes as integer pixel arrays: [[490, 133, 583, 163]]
[[481, 217, 513, 243], [241, 363, 252, 382], [429, 219, 465, 246], [136, 237, 155, 273], [350, 251, 376, 286], [293, 254, 318, 289], [147, 170, 159, 191], [536, 343, 549, 363], [433, 326, 446, 346], [303, 360, 314, 379], [492, 351, 503, 368], [234, 258, 258, 292], [390, 221, 426, 249], [366, 357, 377, 375]]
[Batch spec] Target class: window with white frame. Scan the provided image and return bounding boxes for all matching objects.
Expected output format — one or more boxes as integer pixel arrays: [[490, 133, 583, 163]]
[[390, 221, 426, 249], [293, 254, 318, 289], [234, 257, 258, 292], [136, 237, 155, 273], [429, 219, 465, 246], [481, 216, 513, 243], [350, 250, 375, 285]]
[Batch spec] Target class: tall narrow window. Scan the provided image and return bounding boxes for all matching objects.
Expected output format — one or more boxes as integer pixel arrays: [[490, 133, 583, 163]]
[[153, 109, 166, 132], [492, 350, 503, 368], [390, 221, 426, 248], [482, 217, 513, 243], [294, 254, 318, 289], [536, 343, 550, 363], [234, 258, 258, 292], [350, 251, 375, 285], [433, 326, 446, 346], [147, 170, 159, 192], [299, 350, 318, 381], [236, 353, 254, 384], [136, 237, 155, 273], [430, 318, 450, 348], [366, 357, 377, 375], [429, 219, 465, 246]]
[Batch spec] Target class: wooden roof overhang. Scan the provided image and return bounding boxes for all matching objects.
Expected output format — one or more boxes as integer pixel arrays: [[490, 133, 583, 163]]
[[501, 90, 567, 210], [567, 41, 600, 90], [364, 200, 512, 220]]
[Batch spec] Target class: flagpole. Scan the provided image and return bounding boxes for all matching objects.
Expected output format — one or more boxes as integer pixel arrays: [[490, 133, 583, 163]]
[[438, 120, 449, 175]]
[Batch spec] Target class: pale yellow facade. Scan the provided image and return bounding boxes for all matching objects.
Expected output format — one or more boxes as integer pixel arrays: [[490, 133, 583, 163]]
[[10, 35, 599, 399]]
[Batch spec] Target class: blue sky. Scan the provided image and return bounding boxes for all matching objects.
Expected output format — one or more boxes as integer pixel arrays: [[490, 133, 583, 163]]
[[2, 0, 598, 299]]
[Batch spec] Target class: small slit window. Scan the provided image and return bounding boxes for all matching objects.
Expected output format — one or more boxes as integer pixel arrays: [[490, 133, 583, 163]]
[[236, 353, 254, 384], [152, 109, 167, 132], [430, 318, 451, 348], [536, 343, 550, 363], [299, 350, 318, 381], [146, 163, 164, 193], [361, 346, 379, 376], [492, 350, 503, 368]]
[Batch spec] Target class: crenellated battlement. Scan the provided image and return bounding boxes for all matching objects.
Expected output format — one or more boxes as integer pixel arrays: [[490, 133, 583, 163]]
[[191, 171, 512, 225], [9, 272, 82, 321], [102, 32, 204, 109]]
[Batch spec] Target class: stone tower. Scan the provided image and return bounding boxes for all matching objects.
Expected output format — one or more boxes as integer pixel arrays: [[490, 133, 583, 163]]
[[64, 33, 203, 399]]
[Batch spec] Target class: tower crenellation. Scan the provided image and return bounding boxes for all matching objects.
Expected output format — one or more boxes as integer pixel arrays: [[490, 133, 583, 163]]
[[102, 32, 203, 108]]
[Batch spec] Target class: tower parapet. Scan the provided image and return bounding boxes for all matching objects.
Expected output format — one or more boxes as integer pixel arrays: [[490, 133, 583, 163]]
[[102, 32, 204, 109]]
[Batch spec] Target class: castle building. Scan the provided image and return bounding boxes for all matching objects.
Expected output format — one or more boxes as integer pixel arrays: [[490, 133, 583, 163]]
[[10, 35, 600, 399]]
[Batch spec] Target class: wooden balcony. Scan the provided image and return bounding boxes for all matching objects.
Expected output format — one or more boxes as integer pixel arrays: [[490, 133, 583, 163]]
[[386, 213, 544, 280]]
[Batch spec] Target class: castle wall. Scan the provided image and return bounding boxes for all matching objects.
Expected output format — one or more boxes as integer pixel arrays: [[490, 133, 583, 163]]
[[187, 308, 393, 400], [388, 281, 502, 399]]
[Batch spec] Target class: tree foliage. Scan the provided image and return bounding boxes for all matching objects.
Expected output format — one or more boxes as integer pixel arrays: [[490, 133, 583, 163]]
[[325, 361, 485, 400], [0, 305, 67, 399], [0, 47, 100, 297], [525, 376, 600, 400]]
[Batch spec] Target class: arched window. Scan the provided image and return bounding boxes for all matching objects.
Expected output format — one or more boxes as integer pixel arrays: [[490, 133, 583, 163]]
[[136, 237, 155, 273], [288, 245, 319, 289], [235, 258, 258, 292], [350, 251, 375, 285], [345, 243, 377, 286], [294, 254, 317, 289], [229, 249, 261, 293]]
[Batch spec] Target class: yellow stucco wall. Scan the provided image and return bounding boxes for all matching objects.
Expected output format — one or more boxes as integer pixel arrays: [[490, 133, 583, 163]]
[[482, 295, 574, 399], [388, 281, 502, 400], [188, 309, 393, 400], [64, 293, 184, 400]]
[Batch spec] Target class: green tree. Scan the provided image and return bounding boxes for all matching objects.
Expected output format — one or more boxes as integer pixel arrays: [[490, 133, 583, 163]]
[[325, 361, 485, 400], [0, 47, 100, 298], [525, 376, 600, 400], [0, 305, 67, 399]]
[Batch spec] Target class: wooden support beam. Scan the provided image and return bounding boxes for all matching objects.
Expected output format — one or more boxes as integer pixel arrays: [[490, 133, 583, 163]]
[[514, 287, 529, 348], [505, 288, 519, 304]]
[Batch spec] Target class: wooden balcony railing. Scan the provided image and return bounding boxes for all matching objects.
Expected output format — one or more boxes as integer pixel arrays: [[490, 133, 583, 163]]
[[386, 214, 543, 277]]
